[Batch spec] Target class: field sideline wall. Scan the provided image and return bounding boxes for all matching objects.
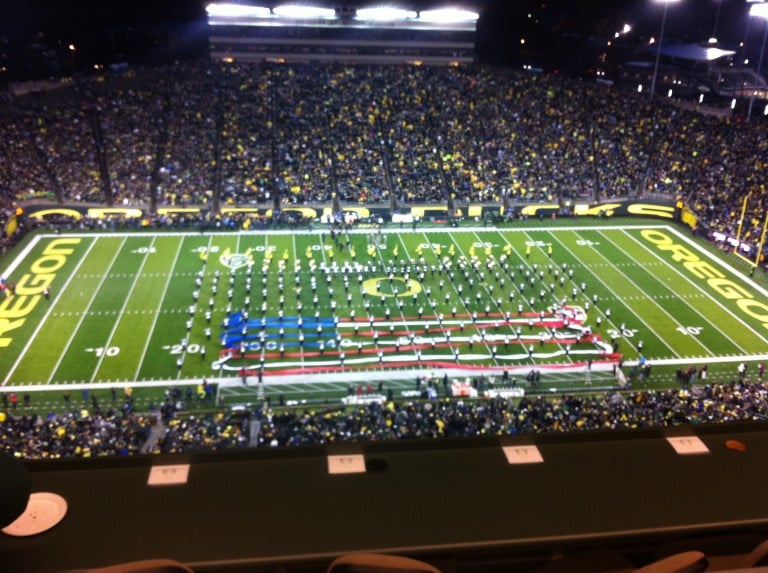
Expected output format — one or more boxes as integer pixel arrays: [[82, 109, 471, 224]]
[[20, 199, 693, 228]]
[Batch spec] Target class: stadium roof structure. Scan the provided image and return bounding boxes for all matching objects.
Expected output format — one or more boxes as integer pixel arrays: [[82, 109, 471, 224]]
[[206, 3, 479, 31], [207, 3, 479, 64]]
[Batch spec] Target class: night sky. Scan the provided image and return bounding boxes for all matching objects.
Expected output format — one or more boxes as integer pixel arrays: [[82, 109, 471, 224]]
[[3, 0, 750, 39], [0, 0, 764, 79]]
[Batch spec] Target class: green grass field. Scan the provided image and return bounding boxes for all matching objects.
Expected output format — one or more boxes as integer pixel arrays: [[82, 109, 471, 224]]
[[1, 221, 767, 408]]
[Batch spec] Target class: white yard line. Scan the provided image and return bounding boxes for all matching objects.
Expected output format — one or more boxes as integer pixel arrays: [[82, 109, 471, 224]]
[[391, 233, 429, 366], [43, 237, 127, 384], [290, 232, 304, 372], [439, 232, 501, 366], [1, 234, 42, 277], [2, 237, 97, 385], [572, 229, 712, 357], [494, 230, 579, 363], [133, 236, 186, 380], [90, 237, 157, 383], [551, 231, 682, 358], [188, 234, 244, 380], [240, 231, 266, 379], [667, 226, 768, 299], [374, 235, 424, 366], [480, 230, 574, 364], [616, 229, 760, 351]]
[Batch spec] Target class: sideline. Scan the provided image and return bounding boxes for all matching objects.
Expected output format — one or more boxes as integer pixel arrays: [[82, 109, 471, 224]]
[[6, 352, 768, 393]]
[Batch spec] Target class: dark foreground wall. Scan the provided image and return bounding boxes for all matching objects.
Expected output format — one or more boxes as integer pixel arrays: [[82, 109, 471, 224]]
[[1, 422, 767, 572]]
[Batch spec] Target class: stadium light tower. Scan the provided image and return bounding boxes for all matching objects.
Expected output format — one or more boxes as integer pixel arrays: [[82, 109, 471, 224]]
[[708, 0, 721, 44], [747, 2, 768, 121], [649, 0, 682, 101]]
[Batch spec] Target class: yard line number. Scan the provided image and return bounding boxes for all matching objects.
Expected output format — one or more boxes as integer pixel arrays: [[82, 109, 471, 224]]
[[85, 346, 120, 357]]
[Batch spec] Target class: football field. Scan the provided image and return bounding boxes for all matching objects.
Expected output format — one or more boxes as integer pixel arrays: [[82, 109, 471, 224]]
[[2, 223, 767, 402]]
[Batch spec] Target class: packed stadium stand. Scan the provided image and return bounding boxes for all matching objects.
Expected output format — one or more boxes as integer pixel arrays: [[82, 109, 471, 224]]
[[1, 61, 766, 241], [1, 379, 768, 460]]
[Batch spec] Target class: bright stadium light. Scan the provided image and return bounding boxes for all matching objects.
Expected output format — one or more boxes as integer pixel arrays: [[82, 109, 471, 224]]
[[751, 3, 768, 19], [205, 3, 271, 18], [356, 7, 417, 21], [273, 5, 336, 18], [704, 46, 735, 61], [418, 8, 479, 23]]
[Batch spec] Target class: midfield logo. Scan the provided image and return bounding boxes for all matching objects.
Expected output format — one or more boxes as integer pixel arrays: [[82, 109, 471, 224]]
[[219, 248, 254, 270]]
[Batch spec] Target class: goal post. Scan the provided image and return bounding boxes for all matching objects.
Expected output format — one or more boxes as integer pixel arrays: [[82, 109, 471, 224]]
[[732, 193, 768, 268]]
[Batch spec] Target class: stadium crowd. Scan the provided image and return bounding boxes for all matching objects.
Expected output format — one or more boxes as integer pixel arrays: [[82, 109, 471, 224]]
[[1, 378, 767, 459], [0, 408, 153, 459], [0, 60, 766, 240]]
